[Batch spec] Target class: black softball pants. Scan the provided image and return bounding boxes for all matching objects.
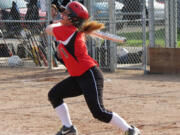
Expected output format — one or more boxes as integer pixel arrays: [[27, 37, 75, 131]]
[[48, 66, 113, 123]]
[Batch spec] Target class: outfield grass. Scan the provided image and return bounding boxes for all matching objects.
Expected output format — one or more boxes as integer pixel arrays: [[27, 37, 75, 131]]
[[178, 30, 180, 46], [118, 28, 180, 47]]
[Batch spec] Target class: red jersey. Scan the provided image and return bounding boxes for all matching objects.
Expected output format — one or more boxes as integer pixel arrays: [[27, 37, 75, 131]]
[[53, 25, 98, 76]]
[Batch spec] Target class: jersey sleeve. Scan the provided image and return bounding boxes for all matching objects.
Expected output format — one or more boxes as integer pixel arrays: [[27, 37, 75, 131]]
[[53, 25, 77, 41]]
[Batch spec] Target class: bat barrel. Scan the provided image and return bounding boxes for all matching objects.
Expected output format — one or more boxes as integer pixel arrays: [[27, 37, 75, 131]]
[[90, 31, 127, 43]]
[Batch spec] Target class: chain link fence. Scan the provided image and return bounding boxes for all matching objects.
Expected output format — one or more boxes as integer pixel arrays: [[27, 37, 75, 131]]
[[0, 0, 52, 68], [0, 0, 178, 72], [178, 0, 180, 30], [89, 0, 146, 71], [90, 0, 172, 71]]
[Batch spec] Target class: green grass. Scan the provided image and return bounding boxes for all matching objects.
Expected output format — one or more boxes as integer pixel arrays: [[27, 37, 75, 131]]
[[118, 28, 180, 47], [178, 30, 180, 46]]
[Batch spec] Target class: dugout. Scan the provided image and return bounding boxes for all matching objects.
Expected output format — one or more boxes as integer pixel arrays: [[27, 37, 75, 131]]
[[149, 48, 180, 74]]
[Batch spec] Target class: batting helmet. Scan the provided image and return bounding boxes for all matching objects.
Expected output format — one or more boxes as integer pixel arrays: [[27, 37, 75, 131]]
[[65, 1, 89, 28]]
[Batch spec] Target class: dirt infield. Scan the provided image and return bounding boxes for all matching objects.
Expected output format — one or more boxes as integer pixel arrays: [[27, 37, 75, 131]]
[[0, 67, 180, 135]]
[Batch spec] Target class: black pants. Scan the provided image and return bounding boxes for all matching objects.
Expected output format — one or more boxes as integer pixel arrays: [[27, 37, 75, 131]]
[[48, 66, 112, 123]]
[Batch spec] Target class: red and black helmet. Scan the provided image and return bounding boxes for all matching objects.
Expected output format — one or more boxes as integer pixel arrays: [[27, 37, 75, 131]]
[[65, 1, 89, 28]]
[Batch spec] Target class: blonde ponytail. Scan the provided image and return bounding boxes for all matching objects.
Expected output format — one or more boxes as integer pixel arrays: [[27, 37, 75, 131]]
[[79, 20, 105, 34]]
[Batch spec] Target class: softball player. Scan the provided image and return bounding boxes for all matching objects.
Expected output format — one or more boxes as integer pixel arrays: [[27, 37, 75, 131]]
[[46, 1, 140, 135]]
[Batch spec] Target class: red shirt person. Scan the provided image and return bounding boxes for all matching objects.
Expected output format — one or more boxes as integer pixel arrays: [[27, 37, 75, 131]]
[[46, 1, 140, 135], [53, 24, 98, 76]]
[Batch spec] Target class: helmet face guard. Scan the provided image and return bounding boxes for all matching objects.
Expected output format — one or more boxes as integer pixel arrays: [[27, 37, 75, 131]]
[[65, 1, 89, 28], [66, 7, 84, 28]]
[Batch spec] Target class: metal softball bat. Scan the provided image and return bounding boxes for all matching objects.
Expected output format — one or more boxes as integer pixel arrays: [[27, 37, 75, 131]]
[[90, 31, 127, 43]]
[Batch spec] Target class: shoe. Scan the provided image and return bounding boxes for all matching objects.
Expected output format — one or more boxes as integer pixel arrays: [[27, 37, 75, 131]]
[[124, 125, 140, 135], [55, 125, 78, 135]]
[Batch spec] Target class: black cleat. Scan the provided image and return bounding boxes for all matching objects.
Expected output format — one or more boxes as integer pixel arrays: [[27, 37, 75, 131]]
[[56, 125, 77, 135]]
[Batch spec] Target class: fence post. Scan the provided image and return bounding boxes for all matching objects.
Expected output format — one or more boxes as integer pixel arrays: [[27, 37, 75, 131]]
[[178, 0, 180, 30], [46, 0, 52, 69], [108, 0, 116, 72], [165, 0, 169, 47], [148, 0, 155, 47], [142, 0, 147, 73], [165, 0, 177, 48], [89, 0, 96, 59], [171, 0, 177, 48]]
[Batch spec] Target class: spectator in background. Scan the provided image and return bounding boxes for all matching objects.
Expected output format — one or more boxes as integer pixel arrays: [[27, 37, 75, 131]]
[[61, 0, 72, 8], [50, 0, 72, 47], [7, 1, 22, 36], [51, 0, 73, 19], [52, 0, 72, 12], [51, 4, 60, 21], [25, 0, 39, 20], [25, 0, 40, 33], [50, 3, 60, 47]]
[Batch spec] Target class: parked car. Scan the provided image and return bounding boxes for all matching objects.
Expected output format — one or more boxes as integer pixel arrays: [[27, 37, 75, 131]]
[[122, 0, 165, 21], [146, 0, 165, 20], [93, 0, 165, 29], [94, 1, 124, 21], [93, 1, 124, 30]]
